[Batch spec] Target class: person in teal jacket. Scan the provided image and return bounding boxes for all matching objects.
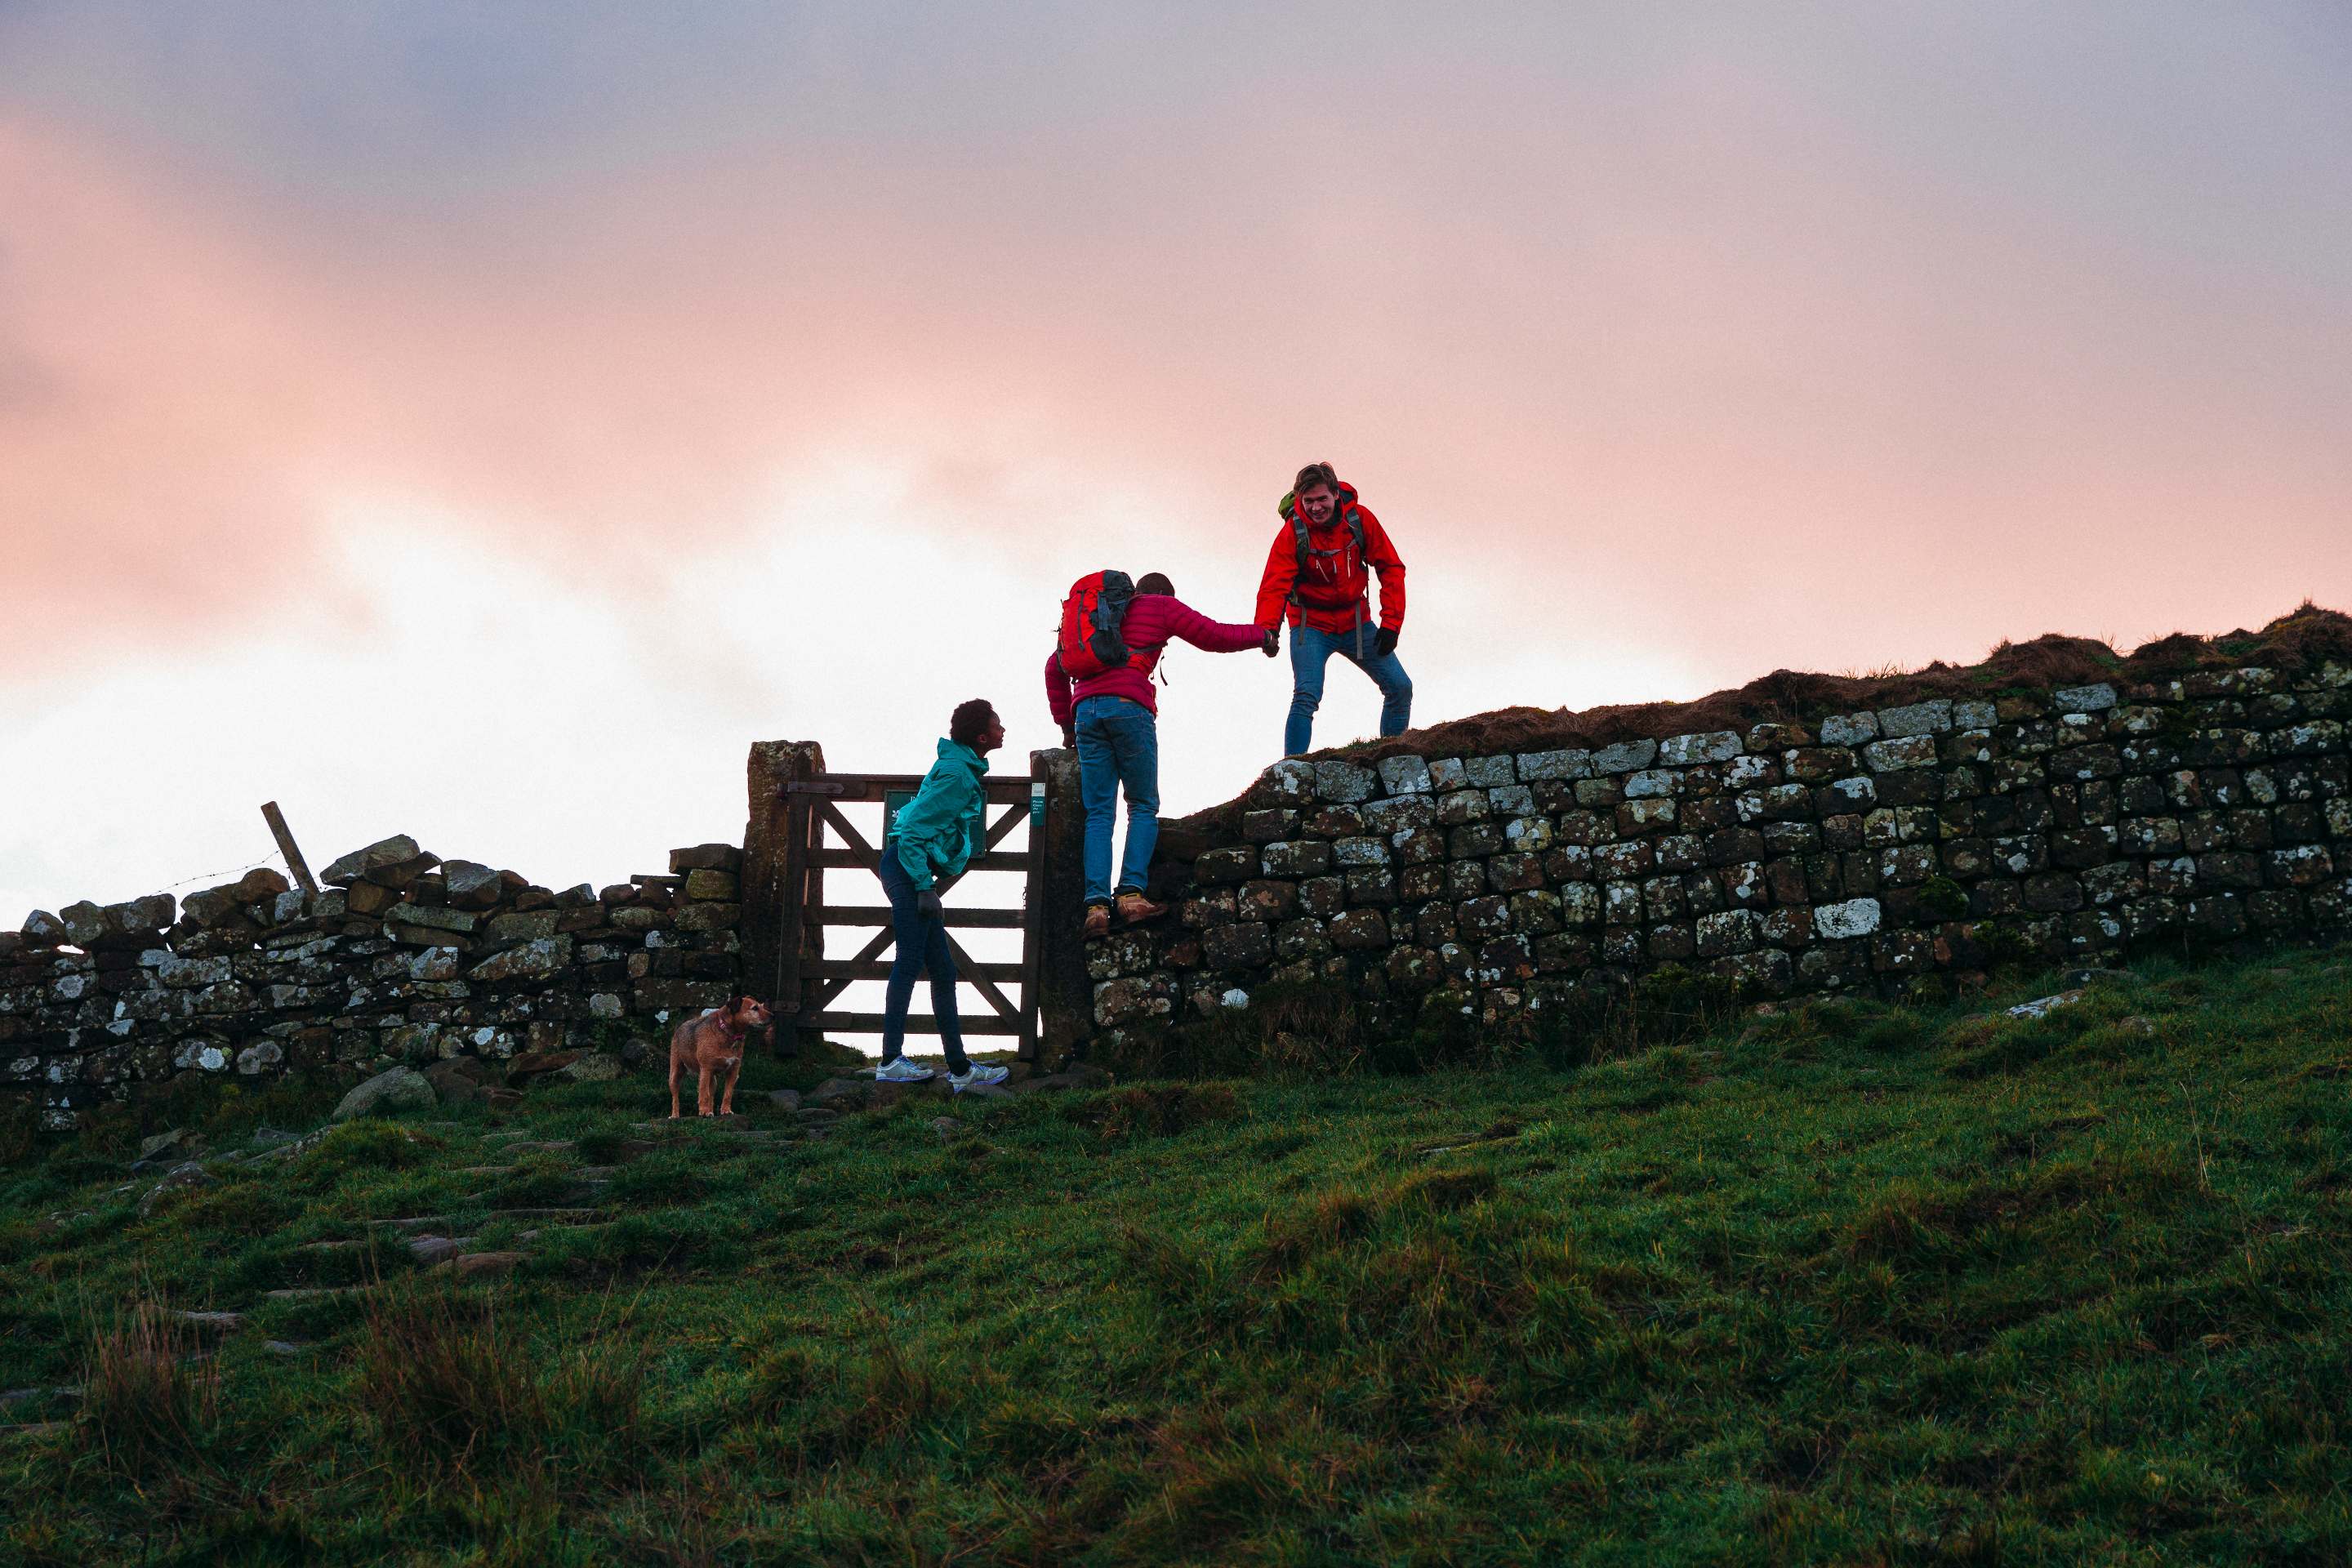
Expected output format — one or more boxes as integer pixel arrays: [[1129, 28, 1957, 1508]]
[[875, 699, 1011, 1090]]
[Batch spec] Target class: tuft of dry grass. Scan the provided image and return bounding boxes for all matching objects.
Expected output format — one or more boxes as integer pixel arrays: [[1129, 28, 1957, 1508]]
[[355, 1279, 645, 1481], [76, 1299, 220, 1481]]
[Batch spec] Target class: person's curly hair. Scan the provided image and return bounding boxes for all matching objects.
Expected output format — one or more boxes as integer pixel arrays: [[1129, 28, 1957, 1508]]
[[949, 698, 998, 747]]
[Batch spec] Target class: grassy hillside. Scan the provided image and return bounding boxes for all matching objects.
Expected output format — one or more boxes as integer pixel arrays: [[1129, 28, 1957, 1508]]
[[2, 948, 2348, 1566]]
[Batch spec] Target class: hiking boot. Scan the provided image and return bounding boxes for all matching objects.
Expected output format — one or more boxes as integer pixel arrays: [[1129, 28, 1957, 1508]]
[[1082, 902, 1111, 939], [1114, 889, 1169, 925], [875, 1057, 935, 1083], [950, 1063, 1009, 1093]]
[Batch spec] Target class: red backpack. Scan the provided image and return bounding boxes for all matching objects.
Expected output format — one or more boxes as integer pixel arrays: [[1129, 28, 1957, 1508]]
[[1057, 570, 1136, 679]]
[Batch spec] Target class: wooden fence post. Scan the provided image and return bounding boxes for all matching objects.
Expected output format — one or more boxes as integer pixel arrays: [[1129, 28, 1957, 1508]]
[[259, 802, 319, 895]]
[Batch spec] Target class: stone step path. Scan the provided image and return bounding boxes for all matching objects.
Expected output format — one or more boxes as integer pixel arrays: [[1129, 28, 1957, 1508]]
[[75, 1077, 912, 1376]]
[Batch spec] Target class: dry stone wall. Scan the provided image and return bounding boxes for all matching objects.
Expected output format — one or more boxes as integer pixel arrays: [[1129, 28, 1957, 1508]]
[[2, 835, 746, 1129], [1086, 664, 2352, 1042]]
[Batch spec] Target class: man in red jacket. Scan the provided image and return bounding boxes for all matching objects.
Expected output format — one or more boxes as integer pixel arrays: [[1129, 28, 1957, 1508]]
[[1046, 571, 1272, 938], [1254, 461, 1411, 755]]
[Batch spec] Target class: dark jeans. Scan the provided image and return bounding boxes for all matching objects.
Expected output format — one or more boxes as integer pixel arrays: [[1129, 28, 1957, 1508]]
[[876, 842, 969, 1072]]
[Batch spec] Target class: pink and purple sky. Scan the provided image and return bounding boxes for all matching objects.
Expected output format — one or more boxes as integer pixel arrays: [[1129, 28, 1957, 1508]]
[[3, 2, 2348, 923]]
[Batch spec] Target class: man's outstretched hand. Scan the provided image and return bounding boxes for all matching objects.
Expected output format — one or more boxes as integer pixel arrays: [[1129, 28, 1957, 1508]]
[[916, 889, 945, 920], [1262, 626, 1281, 657], [1374, 626, 1400, 657]]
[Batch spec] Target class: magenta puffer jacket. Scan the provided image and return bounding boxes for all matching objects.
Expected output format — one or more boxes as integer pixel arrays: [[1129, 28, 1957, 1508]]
[[1044, 594, 1265, 723]]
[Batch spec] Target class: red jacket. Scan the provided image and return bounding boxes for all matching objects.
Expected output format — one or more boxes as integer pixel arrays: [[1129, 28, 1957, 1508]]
[[1252, 481, 1405, 636], [1045, 594, 1265, 724]]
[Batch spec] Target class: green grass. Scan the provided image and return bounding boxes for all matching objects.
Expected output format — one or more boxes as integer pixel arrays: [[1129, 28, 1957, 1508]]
[[2, 949, 2349, 1564]]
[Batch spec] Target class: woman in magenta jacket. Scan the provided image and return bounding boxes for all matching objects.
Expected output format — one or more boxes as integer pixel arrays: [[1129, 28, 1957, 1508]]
[[1044, 572, 1273, 936]]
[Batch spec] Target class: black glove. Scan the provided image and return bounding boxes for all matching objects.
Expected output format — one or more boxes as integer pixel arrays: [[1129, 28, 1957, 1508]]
[[916, 889, 944, 920], [1374, 626, 1399, 657], [1262, 626, 1281, 657], [1060, 724, 1076, 750]]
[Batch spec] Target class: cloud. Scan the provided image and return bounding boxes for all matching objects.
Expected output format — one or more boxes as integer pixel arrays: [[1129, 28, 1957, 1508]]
[[3, 5, 2350, 920]]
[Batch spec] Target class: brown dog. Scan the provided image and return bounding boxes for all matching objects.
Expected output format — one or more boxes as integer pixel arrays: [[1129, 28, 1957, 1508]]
[[667, 994, 772, 1118]]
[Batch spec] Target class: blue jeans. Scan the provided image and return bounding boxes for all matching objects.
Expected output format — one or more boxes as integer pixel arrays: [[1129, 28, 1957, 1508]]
[[1286, 621, 1412, 755], [1076, 696, 1160, 906], [875, 842, 969, 1072]]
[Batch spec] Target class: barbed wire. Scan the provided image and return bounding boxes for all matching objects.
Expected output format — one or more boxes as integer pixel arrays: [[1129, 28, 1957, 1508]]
[[146, 855, 279, 895]]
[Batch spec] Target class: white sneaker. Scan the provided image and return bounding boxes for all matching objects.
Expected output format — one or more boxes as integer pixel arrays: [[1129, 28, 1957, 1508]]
[[875, 1057, 935, 1083], [949, 1063, 1009, 1093]]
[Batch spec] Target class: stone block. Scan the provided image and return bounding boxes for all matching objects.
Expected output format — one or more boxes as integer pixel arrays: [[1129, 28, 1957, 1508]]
[[1592, 840, 1654, 881], [1517, 749, 1592, 781], [385, 902, 477, 935], [1300, 876, 1347, 919], [2269, 844, 2334, 888], [1334, 836, 1391, 867], [469, 935, 574, 982], [1876, 700, 1952, 737], [1783, 746, 1858, 784], [1488, 853, 1544, 893], [1260, 840, 1334, 878], [1194, 847, 1258, 886], [1436, 790, 1491, 826], [1450, 822, 1506, 858], [1813, 898, 1882, 939], [1328, 909, 1392, 951], [1593, 739, 1659, 775], [670, 843, 744, 874], [1820, 712, 1878, 746], [1392, 825, 1446, 864], [1747, 722, 1811, 751], [1239, 880, 1298, 922], [344, 881, 401, 916], [1377, 755, 1433, 795], [322, 835, 422, 886], [2054, 683, 2119, 713], [1203, 922, 1272, 969], [1361, 795, 1435, 835], [1863, 736, 1939, 772], [59, 902, 105, 947], [674, 902, 740, 932], [484, 911, 559, 944], [634, 977, 731, 1011], [1460, 755, 1515, 788], [1243, 809, 1298, 842], [1695, 910, 1758, 957], [1314, 760, 1378, 803], [1659, 729, 1744, 765], [1624, 768, 1682, 800], [1275, 918, 1332, 962], [679, 869, 737, 902], [1502, 816, 1553, 855], [1616, 800, 1677, 835], [442, 861, 506, 911], [1303, 804, 1364, 838]]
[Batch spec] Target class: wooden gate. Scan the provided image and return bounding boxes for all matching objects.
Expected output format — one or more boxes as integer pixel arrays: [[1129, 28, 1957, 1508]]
[[768, 760, 1047, 1059]]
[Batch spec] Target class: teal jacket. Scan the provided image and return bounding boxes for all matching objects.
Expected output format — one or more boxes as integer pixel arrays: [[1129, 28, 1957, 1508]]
[[892, 738, 990, 890]]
